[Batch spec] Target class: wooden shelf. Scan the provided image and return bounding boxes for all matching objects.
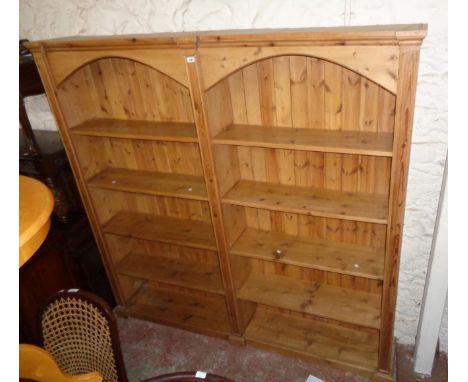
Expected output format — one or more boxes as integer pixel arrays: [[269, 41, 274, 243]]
[[71, 118, 198, 142], [125, 284, 230, 336], [223, 180, 388, 224], [102, 211, 217, 251], [88, 168, 208, 201], [237, 273, 381, 328], [245, 306, 378, 371], [117, 252, 224, 294], [213, 124, 393, 157], [231, 228, 384, 280]]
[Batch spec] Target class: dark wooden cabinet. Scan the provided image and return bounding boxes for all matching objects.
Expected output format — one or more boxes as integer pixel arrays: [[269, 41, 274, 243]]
[[19, 227, 78, 344]]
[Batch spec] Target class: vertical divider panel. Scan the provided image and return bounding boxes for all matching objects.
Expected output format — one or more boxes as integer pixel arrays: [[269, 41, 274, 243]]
[[184, 53, 243, 336]]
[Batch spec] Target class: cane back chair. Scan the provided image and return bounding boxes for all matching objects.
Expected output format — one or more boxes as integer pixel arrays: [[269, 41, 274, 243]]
[[39, 289, 128, 382]]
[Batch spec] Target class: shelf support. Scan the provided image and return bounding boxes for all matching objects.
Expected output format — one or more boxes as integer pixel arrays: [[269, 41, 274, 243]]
[[185, 53, 243, 334]]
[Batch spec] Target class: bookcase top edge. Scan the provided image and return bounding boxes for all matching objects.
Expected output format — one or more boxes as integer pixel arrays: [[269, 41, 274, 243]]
[[23, 24, 427, 52]]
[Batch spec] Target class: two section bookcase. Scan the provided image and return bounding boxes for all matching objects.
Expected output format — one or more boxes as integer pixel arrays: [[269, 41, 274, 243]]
[[26, 24, 426, 381]]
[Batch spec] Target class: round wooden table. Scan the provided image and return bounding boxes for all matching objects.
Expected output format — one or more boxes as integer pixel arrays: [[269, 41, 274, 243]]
[[19, 176, 54, 267]]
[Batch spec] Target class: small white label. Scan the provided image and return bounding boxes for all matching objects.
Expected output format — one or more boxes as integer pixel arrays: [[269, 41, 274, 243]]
[[195, 371, 207, 379], [306, 375, 324, 382], [354, 263, 360, 268], [186, 56, 196, 63], [68, 288, 79, 293]]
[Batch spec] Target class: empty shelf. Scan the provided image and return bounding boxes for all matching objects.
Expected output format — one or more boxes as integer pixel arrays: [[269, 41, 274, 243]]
[[237, 273, 381, 328], [88, 168, 208, 201], [231, 228, 384, 280], [117, 252, 224, 294], [102, 211, 217, 251], [245, 306, 378, 371], [213, 124, 393, 157], [71, 118, 198, 142], [223, 180, 388, 224], [125, 284, 230, 336]]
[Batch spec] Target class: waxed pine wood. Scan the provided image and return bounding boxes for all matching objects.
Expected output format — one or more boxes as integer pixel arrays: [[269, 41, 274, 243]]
[[26, 25, 426, 381], [116, 252, 224, 294], [88, 168, 208, 201], [245, 306, 379, 374], [213, 124, 394, 157], [237, 272, 382, 328], [72, 119, 198, 142], [231, 228, 384, 279], [102, 211, 217, 251]]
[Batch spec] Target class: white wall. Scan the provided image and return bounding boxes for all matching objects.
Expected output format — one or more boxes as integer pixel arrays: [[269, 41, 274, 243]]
[[19, 0, 448, 353], [414, 162, 448, 373]]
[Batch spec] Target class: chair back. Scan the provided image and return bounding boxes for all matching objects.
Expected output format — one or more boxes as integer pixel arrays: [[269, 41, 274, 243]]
[[39, 289, 127, 382], [20, 344, 103, 382]]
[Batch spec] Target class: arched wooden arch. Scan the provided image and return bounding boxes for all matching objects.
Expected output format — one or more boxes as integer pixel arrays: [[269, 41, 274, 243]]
[[46, 49, 191, 88], [56, 56, 195, 127], [199, 45, 399, 94]]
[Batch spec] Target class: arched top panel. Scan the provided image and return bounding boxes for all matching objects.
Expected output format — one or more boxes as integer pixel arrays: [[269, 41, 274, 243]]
[[203, 54, 396, 137], [47, 48, 190, 88], [199, 45, 399, 94], [56, 57, 194, 127]]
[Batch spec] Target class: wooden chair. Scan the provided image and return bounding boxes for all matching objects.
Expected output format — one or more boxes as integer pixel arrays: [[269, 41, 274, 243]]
[[142, 372, 234, 382], [39, 289, 128, 382], [20, 344, 103, 382]]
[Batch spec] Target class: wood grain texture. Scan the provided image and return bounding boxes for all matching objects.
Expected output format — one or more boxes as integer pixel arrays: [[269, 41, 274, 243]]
[[125, 283, 230, 336], [24, 25, 426, 53], [71, 119, 198, 142], [207, 56, 396, 133], [28, 26, 426, 378], [88, 168, 208, 201], [223, 180, 389, 224], [238, 272, 381, 328], [46, 48, 193, 87], [57, 57, 194, 128], [245, 306, 379, 371], [231, 228, 384, 279], [29, 48, 128, 304], [88, 189, 212, 230], [222, 148, 392, 196], [117, 252, 223, 294], [213, 124, 393, 156], [102, 211, 216, 251], [185, 56, 243, 334], [110, 233, 218, 260], [72, 136, 204, 181], [378, 44, 422, 371], [242, 207, 387, 251], [200, 45, 400, 93], [246, 256, 383, 295]]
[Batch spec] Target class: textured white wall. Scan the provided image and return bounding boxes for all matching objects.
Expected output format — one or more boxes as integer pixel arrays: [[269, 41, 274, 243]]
[[19, 0, 448, 353]]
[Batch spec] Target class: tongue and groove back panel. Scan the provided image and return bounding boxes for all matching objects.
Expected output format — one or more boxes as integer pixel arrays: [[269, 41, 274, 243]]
[[26, 25, 426, 381]]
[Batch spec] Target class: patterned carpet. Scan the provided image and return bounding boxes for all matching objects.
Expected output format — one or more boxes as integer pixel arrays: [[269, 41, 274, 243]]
[[117, 316, 448, 382], [117, 316, 371, 382]]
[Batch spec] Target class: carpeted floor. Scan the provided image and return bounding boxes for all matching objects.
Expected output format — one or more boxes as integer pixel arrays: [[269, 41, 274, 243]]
[[117, 317, 447, 382]]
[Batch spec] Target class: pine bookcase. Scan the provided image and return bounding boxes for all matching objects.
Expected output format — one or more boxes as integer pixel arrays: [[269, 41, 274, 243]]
[[26, 24, 426, 381]]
